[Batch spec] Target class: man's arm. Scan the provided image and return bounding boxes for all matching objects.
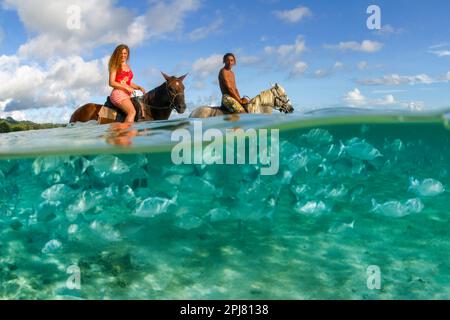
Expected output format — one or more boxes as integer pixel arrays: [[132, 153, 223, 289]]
[[221, 70, 243, 103]]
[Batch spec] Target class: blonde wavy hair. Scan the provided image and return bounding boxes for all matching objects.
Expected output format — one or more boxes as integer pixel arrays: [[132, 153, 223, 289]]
[[108, 44, 130, 72]]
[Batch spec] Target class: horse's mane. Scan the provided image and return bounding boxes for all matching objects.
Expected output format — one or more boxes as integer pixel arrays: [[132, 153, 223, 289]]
[[143, 82, 166, 107], [250, 88, 274, 107]]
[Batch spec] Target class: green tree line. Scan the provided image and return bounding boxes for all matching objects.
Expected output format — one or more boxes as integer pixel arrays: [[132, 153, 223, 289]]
[[0, 117, 65, 133]]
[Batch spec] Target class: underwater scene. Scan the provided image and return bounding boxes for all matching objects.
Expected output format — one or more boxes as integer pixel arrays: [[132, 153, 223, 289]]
[[0, 108, 449, 300]]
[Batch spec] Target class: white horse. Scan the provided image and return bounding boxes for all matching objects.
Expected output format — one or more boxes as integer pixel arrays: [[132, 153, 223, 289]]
[[189, 83, 294, 118]]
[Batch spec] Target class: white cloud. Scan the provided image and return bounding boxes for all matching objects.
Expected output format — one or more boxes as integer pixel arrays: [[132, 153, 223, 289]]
[[0, 54, 20, 69], [357, 61, 368, 70], [0, 54, 110, 115], [313, 62, 343, 78], [344, 88, 367, 107], [263, 36, 309, 76], [334, 61, 344, 69], [429, 50, 450, 57], [372, 89, 406, 94], [430, 43, 450, 49], [344, 88, 424, 111], [325, 40, 383, 53], [358, 74, 435, 86], [0, 106, 75, 123], [373, 24, 403, 36], [447, 72, 450, 81], [314, 69, 328, 78], [407, 101, 425, 111], [344, 88, 397, 107], [382, 94, 396, 105], [5, 0, 134, 59], [4, 0, 201, 60], [145, 0, 201, 38], [192, 81, 206, 90], [191, 54, 223, 79], [265, 35, 307, 63], [188, 18, 223, 41], [428, 43, 450, 57], [240, 55, 261, 65], [273, 6, 312, 23], [290, 61, 308, 78], [0, 99, 11, 113]]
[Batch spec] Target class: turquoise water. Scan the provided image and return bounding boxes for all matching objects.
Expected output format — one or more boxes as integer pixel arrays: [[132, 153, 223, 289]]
[[0, 108, 449, 299]]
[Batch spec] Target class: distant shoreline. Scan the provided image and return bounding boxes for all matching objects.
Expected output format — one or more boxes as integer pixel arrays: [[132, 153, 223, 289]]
[[0, 117, 65, 133]]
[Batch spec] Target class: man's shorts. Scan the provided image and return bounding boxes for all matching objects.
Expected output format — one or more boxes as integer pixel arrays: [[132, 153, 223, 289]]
[[221, 94, 246, 113]]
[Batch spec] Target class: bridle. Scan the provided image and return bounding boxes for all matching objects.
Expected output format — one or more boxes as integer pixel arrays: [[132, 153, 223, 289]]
[[165, 81, 184, 111], [140, 81, 184, 111], [271, 86, 292, 113]]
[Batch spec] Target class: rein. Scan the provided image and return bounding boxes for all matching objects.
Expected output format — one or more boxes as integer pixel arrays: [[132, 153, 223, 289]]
[[141, 82, 180, 111]]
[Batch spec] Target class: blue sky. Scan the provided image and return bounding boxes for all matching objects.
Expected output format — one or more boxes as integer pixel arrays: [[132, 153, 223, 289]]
[[0, 0, 449, 123]]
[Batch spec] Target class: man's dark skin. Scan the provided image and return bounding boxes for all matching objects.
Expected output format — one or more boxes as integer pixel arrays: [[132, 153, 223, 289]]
[[219, 55, 249, 110]]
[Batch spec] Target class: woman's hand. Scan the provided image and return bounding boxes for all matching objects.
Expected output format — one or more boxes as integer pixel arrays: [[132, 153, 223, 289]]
[[124, 86, 134, 95], [139, 86, 146, 95]]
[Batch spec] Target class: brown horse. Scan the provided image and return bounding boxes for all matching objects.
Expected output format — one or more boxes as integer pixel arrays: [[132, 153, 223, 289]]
[[70, 72, 187, 124]]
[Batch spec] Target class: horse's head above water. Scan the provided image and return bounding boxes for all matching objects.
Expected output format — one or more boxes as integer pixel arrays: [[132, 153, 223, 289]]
[[161, 72, 187, 114], [271, 83, 294, 114], [243, 83, 294, 115]]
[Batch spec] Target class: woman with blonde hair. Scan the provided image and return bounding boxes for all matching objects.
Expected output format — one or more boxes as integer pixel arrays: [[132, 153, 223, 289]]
[[108, 44, 146, 123]]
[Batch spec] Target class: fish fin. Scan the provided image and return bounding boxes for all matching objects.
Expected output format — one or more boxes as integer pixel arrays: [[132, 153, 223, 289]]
[[81, 158, 91, 174], [409, 177, 418, 190], [338, 140, 346, 157], [371, 199, 378, 211]]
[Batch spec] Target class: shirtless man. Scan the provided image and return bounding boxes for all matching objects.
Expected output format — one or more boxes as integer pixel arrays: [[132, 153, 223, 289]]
[[219, 53, 249, 113]]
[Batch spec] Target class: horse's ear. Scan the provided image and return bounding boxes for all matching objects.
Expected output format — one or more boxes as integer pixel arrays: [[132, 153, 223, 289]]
[[161, 72, 171, 81], [178, 73, 188, 82], [270, 82, 274, 87]]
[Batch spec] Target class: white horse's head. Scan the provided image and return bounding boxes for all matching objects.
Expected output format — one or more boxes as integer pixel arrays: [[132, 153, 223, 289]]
[[271, 83, 294, 113]]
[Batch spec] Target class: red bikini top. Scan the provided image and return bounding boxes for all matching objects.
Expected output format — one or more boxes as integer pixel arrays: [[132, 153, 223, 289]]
[[115, 68, 133, 86]]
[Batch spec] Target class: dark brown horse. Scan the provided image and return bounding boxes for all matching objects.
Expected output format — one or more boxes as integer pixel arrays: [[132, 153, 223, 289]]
[[70, 73, 187, 124]]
